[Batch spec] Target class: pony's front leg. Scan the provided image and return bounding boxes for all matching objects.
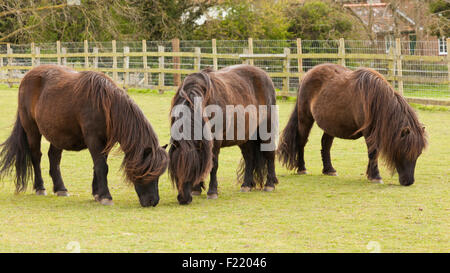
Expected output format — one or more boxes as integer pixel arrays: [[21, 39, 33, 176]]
[[263, 150, 278, 192], [48, 144, 69, 196], [87, 139, 113, 205], [191, 181, 204, 196], [365, 141, 383, 184], [321, 133, 337, 176], [207, 150, 220, 199], [91, 154, 108, 200]]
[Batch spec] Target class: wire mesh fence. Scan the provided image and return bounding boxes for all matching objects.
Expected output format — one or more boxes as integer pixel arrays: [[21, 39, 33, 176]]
[[0, 39, 448, 102]]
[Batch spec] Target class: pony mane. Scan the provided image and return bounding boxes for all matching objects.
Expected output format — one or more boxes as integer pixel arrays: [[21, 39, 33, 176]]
[[168, 69, 215, 192], [353, 68, 427, 170], [174, 69, 215, 107], [74, 71, 168, 183]]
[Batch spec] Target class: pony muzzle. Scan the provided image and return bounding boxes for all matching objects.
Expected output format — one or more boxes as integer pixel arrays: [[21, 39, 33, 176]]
[[177, 182, 193, 205], [134, 181, 160, 207], [396, 159, 417, 186]]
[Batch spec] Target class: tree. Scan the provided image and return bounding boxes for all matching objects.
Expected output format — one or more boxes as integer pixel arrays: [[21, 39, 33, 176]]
[[192, 0, 290, 40], [429, 0, 450, 37], [0, 0, 137, 43], [286, 1, 354, 40], [130, 0, 215, 40]]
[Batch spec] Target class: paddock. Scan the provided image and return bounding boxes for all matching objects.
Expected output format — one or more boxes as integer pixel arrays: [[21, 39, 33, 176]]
[[0, 84, 448, 252]]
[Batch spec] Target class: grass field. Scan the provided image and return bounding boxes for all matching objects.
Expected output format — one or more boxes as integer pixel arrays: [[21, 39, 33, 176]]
[[403, 84, 450, 99], [0, 85, 448, 253]]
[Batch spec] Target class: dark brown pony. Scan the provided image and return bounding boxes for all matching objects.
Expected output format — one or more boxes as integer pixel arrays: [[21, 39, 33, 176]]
[[278, 63, 427, 186], [169, 65, 279, 205], [0, 65, 168, 207]]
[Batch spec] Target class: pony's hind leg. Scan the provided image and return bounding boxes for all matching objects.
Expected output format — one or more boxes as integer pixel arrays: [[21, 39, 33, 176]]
[[25, 128, 46, 195], [48, 144, 69, 196], [321, 133, 337, 176], [263, 150, 278, 192], [365, 140, 383, 184], [296, 114, 314, 175]]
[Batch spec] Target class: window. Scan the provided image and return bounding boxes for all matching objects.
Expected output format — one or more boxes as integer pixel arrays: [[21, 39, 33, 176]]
[[409, 34, 416, 55], [385, 35, 395, 53], [439, 37, 447, 55]]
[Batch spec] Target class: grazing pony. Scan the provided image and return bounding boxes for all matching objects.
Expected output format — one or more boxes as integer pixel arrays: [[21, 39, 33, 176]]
[[168, 65, 279, 205], [277, 63, 427, 186], [0, 65, 168, 207]]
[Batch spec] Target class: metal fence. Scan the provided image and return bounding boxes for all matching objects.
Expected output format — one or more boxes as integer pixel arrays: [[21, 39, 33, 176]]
[[0, 38, 448, 104]]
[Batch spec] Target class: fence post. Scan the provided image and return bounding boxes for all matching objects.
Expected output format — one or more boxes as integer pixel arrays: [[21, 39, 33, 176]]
[[6, 43, 12, 87], [395, 38, 403, 95], [297, 38, 303, 83], [0, 53, 3, 80], [242, 48, 249, 65], [61, 47, 67, 66], [387, 46, 395, 86], [194, 47, 201, 71], [124, 46, 130, 88], [84, 40, 89, 68], [212, 39, 218, 70], [248, 38, 254, 66], [93, 47, 99, 69], [142, 40, 148, 86], [35, 47, 40, 67], [31, 42, 36, 67], [282, 48, 291, 95], [339, 38, 346, 67], [112, 40, 118, 82], [57, 41, 61, 65], [158, 45, 165, 94], [447, 38, 450, 87], [172, 38, 181, 86]]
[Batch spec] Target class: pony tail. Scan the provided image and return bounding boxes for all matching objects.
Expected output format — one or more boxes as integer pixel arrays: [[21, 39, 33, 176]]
[[0, 114, 33, 192], [276, 101, 301, 171]]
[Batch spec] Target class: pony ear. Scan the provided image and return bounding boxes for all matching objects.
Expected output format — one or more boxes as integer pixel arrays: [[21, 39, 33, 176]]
[[401, 127, 410, 138], [420, 123, 426, 132]]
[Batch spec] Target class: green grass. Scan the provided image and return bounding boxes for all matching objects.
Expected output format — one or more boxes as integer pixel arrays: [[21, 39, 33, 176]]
[[0, 87, 449, 253], [403, 84, 449, 99]]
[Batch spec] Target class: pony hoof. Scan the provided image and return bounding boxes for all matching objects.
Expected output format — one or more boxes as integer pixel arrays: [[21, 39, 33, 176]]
[[93, 194, 100, 201], [99, 198, 114, 206], [297, 170, 307, 175], [240, 186, 252, 192], [323, 171, 337, 176], [35, 190, 47, 196], [264, 186, 275, 192], [369, 178, 384, 184], [207, 193, 218, 200], [191, 191, 202, 196], [55, 191, 69, 197]]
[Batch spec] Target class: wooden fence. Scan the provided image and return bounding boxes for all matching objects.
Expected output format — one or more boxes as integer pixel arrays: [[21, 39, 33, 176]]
[[0, 38, 449, 105]]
